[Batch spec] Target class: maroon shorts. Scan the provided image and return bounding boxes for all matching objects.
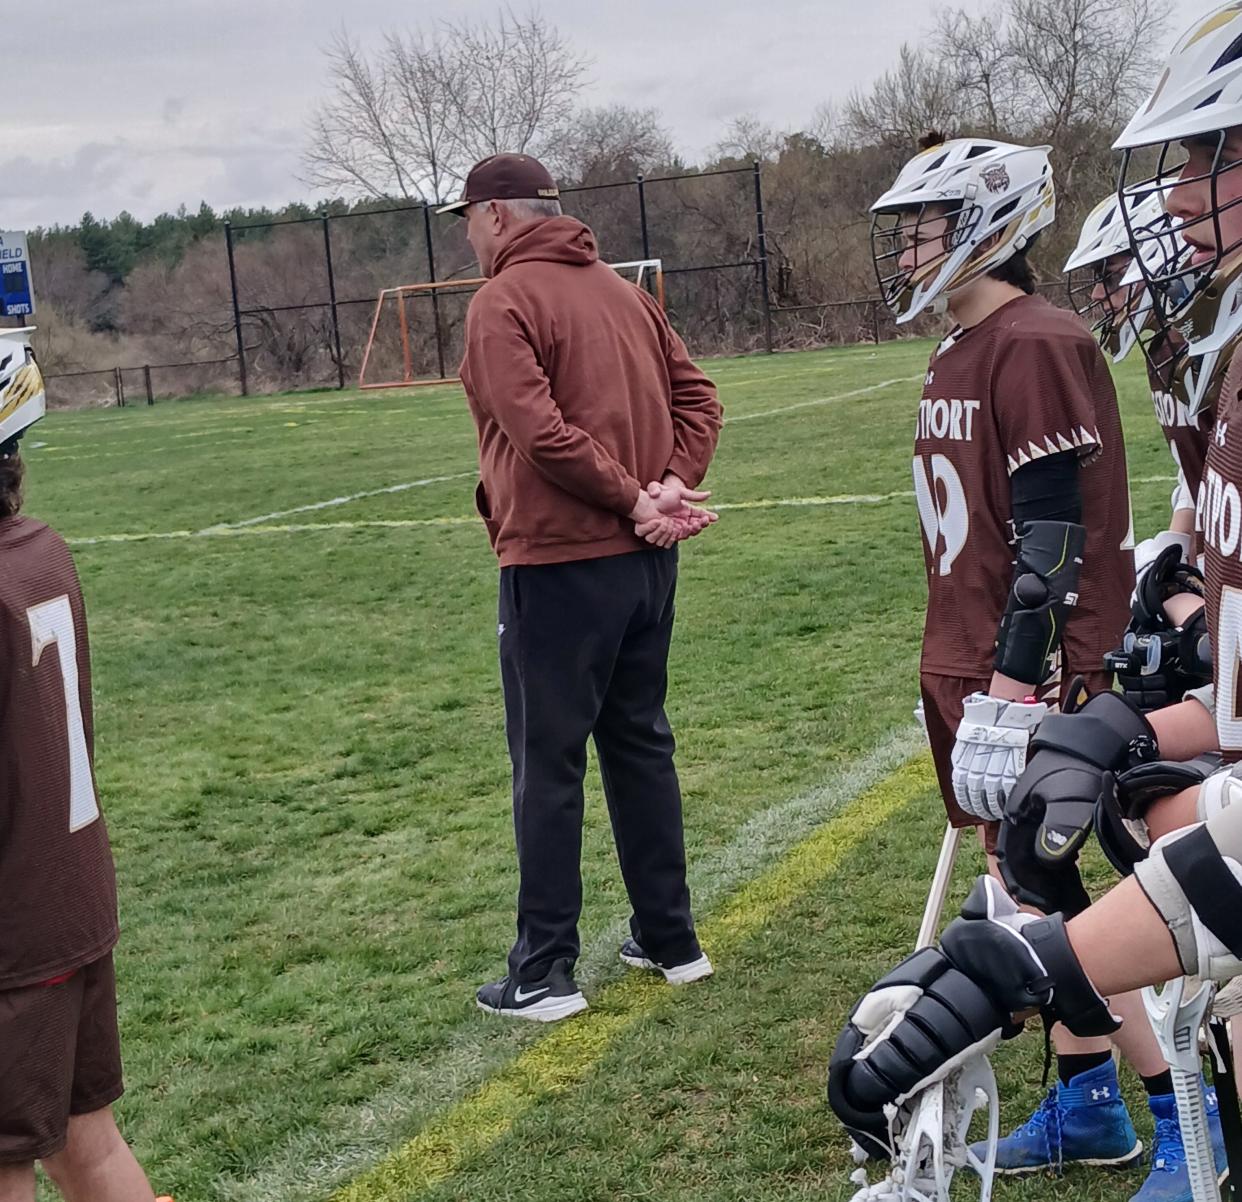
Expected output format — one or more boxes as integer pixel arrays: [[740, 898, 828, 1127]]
[[921, 670, 1114, 856], [0, 953, 124, 1164]]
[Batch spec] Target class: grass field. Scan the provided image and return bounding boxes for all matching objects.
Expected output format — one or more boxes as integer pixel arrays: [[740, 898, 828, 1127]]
[[23, 339, 1185, 1202]]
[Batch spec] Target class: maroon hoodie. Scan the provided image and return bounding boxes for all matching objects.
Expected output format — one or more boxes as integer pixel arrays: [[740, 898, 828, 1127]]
[[460, 216, 722, 567]]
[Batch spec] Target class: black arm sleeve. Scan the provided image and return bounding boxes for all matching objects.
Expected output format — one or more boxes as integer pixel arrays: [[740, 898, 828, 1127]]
[[1011, 451, 1083, 533]]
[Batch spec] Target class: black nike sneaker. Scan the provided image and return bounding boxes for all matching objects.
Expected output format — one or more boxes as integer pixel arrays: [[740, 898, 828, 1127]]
[[476, 959, 588, 1022], [619, 937, 713, 984]]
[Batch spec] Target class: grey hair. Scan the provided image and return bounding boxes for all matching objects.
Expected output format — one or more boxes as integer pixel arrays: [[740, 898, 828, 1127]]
[[494, 197, 563, 220]]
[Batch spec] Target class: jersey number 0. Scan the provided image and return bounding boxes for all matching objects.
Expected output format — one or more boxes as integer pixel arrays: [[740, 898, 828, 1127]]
[[27, 596, 100, 832]]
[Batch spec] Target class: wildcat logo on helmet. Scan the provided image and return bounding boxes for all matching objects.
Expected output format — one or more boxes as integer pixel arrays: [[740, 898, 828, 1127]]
[[982, 165, 1011, 193]]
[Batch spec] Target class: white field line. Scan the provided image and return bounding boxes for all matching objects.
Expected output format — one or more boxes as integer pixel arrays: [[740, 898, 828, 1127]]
[[216, 726, 930, 1202], [203, 472, 478, 531], [725, 375, 923, 423], [66, 474, 1182, 548]]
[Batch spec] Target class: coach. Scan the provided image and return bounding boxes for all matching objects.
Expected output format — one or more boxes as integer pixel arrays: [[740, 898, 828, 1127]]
[[440, 154, 723, 1022]]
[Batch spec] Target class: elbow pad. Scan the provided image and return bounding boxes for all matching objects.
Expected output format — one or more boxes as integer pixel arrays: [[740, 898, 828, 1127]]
[[994, 521, 1087, 686]]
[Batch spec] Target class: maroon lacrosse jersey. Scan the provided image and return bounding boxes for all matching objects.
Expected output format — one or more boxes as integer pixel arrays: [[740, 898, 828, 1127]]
[[915, 293, 1134, 681], [1200, 349, 1242, 762], [1149, 354, 1211, 508], [0, 515, 118, 989]]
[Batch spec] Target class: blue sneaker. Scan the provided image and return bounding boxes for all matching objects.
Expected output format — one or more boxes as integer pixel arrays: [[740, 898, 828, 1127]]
[[972, 1060, 1142, 1174], [1131, 1086, 1227, 1202]]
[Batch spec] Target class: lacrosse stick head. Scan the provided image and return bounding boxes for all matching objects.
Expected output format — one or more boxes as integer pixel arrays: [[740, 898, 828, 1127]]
[[847, 1054, 1000, 1202]]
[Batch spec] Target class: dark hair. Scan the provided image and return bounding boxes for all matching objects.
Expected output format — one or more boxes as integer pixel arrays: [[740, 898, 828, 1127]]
[[987, 234, 1041, 294], [918, 130, 949, 151], [0, 452, 24, 519]]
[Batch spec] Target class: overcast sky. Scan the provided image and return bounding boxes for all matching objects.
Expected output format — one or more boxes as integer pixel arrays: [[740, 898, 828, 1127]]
[[5, 0, 1224, 231]]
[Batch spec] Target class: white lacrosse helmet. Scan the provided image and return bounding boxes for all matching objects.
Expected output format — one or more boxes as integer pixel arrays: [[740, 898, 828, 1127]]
[[1064, 191, 1166, 362], [1116, 4, 1242, 149], [1115, 3, 1242, 411], [871, 138, 1056, 324], [0, 329, 45, 455]]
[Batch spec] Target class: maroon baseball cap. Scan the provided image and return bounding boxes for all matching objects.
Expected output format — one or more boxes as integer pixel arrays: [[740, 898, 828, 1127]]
[[436, 153, 561, 216]]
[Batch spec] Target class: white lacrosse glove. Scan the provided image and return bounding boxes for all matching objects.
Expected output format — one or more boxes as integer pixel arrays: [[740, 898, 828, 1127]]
[[1133, 529, 1192, 600], [951, 693, 1048, 822]]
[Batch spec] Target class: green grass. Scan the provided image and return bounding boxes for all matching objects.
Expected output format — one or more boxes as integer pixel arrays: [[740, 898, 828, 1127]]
[[22, 340, 1181, 1201]]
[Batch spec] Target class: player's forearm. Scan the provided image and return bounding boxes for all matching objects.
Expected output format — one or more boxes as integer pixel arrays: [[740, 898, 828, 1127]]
[[988, 670, 1034, 701]]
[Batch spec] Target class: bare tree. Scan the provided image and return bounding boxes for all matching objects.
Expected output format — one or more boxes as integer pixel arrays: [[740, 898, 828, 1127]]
[[712, 115, 786, 164], [1000, 0, 1172, 141], [303, 10, 588, 204], [546, 105, 675, 184], [840, 45, 968, 149]]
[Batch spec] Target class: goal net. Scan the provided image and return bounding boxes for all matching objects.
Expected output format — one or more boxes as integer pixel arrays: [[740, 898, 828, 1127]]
[[357, 259, 664, 390]]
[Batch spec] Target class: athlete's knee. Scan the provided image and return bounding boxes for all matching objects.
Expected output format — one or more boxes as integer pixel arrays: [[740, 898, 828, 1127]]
[[1144, 783, 1205, 840], [0, 1161, 35, 1202], [41, 1106, 122, 1179], [1135, 798, 1242, 981]]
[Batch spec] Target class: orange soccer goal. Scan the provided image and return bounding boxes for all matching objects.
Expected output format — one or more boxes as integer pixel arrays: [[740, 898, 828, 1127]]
[[357, 259, 665, 391]]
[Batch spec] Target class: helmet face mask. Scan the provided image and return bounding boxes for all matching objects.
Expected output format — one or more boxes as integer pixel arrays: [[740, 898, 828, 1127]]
[[870, 200, 983, 322], [1119, 134, 1242, 326], [1066, 254, 1133, 352]]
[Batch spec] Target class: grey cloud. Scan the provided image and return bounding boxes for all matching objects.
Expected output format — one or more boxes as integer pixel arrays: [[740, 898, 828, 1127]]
[[13, 0, 1230, 228]]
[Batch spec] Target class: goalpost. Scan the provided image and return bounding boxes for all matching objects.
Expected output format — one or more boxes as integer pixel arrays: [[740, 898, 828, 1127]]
[[357, 258, 665, 391]]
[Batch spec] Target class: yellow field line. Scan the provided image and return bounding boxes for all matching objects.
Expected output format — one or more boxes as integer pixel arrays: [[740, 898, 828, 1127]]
[[330, 753, 934, 1202]]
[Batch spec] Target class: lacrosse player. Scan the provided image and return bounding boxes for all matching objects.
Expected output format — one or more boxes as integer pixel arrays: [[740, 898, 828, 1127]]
[[0, 334, 168, 1202], [869, 136, 1197, 1188]]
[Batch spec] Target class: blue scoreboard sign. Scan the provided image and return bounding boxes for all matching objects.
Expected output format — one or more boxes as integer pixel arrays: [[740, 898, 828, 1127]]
[[0, 232, 34, 318]]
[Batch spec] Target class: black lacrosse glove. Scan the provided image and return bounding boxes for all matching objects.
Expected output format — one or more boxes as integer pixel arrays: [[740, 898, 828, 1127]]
[[1105, 544, 1210, 712], [997, 691, 1157, 916]]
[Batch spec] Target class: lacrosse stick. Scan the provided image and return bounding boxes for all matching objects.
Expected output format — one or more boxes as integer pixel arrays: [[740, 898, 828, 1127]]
[[1144, 977, 1220, 1202], [917, 824, 964, 950]]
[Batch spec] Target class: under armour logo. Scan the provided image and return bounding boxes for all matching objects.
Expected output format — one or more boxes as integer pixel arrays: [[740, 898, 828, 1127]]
[[497, 623, 506, 637], [925, 370, 935, 386], [1217, 420, 1229, 447], [1091, 1087, 1111, 1100], [1046, 828, 1068, 848]]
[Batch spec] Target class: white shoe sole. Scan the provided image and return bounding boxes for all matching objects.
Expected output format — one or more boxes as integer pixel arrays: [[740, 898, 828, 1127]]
[[990, 1140, 1143, 1176], [476, 992, 589, 1023], [620, 950, 714, 985]]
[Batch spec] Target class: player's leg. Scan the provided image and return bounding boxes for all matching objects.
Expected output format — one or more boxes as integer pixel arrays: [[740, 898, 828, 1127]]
[[0, 1164, 35, 1202], [0, 973, 88, 1202], [594, 549, 709, 983], [37, 954, 156, 1202], [478, 558, 631, 1019], [41, 1107, 155, 1202]]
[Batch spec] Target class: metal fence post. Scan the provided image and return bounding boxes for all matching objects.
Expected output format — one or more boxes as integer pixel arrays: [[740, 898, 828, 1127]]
[[322, 217, 346, 390], [144, 364, 154, 404], [224, 222, 249, 396], [753, 162, 774, 354], [422, 204, 447, 382], [637, 174, 651, 261], [114, 366, 124, 407], [871, 300, 881, 346]]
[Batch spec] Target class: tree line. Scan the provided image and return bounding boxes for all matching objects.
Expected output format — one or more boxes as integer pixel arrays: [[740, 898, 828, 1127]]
[[28, 0, 1171, 405]]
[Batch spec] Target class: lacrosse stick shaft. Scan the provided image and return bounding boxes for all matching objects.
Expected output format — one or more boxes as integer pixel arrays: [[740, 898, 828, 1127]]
[[1144, 979, 1219, 1202], [917, 824, 963, 950], [1209, 1018, 1241, 1202]]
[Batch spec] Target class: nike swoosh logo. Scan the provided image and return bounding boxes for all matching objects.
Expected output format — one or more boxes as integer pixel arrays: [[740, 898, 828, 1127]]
[[514, 985, 550, 1002]]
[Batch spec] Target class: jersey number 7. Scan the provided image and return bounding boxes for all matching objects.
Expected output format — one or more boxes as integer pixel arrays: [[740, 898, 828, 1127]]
[[28, 596, 100, 832]]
